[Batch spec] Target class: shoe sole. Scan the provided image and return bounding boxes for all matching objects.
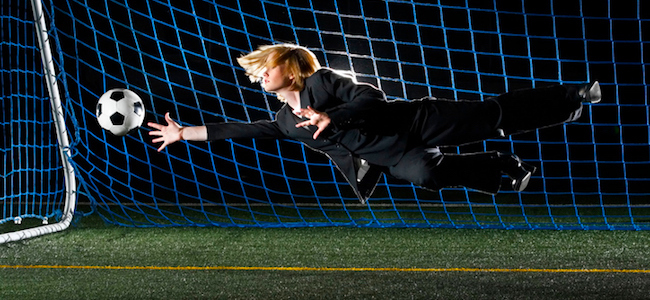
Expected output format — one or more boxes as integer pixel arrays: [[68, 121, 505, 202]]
[[589, 81, 602, 103], [521, 161, 537, 174], [512, 171, 532, 192]]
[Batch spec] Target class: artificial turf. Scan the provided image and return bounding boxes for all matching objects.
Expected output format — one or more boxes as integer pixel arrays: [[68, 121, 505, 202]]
[[1, 214, 649, 299]]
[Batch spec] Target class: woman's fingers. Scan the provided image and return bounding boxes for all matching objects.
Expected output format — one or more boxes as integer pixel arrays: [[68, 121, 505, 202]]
[[147, 122, 163, 130], [146, 112, 180, 151], [295, 120, 311, 128]]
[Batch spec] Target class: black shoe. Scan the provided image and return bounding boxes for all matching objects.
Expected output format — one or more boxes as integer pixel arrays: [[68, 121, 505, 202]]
[[499, 153, 536, 192], [578, 81, 601, 104]]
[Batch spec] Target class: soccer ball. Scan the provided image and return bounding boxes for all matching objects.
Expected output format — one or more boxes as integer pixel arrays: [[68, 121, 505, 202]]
[[96, 88, 145, 136]]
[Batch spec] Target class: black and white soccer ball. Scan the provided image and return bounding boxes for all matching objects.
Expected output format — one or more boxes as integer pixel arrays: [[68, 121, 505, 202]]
[[96, 88, 145, 136]]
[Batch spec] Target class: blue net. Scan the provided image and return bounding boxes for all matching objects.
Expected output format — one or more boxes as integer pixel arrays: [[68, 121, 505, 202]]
[[1, 0, 65, 226], [4, 0, 650, 230]]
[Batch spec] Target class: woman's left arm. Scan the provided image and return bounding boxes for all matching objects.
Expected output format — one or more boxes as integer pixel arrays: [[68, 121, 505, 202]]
[[295, 69, 390, 139], [319, 69, 388, 130]]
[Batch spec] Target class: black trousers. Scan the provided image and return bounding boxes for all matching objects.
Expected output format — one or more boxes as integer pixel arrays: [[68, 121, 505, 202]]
[[387, 84, 584, 194]]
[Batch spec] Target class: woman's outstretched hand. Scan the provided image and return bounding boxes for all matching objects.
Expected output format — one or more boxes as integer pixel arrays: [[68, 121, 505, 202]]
[[295, 106, 331, 139], [148, 112, 183, 152]]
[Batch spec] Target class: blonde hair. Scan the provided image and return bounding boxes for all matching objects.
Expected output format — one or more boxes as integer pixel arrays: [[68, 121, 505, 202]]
[[237, 44, 321, 95]]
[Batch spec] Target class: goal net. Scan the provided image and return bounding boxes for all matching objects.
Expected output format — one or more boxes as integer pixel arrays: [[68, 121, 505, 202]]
[[2, 0, 649, 236], [1, 0, 76, 243]]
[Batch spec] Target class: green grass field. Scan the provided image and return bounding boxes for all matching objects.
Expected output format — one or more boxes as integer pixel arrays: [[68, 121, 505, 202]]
[[2, 213, 649, 299]]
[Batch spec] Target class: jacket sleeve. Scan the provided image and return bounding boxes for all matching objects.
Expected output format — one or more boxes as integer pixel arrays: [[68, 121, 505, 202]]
[[205, 120, 285, 141], [318, 69, 388, 130]]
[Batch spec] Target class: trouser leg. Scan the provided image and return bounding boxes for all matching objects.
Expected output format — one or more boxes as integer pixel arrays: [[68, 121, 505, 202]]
[[410, 98, 503, 147], [387, 147, 503, 194], [494, 84, 583, 136]]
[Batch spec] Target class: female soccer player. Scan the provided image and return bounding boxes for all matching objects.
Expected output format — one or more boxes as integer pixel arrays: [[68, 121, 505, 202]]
[[148, 44, 601, 203]]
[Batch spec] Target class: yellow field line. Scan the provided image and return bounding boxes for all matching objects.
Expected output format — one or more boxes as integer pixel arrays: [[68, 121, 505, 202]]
[[1, 265, 649, 274]]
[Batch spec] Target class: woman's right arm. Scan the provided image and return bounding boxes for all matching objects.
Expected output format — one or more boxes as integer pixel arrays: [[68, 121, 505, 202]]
[[148, 112, 285, 152]]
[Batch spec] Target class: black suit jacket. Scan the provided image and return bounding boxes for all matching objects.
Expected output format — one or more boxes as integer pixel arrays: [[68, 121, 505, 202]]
[[206, 68, 415, 203]]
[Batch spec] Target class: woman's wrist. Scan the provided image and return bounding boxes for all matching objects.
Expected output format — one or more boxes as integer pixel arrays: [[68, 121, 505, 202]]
[[178, 127, 185, 141]]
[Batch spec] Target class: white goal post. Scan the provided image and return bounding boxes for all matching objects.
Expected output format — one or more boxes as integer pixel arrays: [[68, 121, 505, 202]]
[[0, 0, 77, 244]]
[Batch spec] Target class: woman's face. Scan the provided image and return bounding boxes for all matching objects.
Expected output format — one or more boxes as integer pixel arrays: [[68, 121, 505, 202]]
[[261, 63, 293, 93]]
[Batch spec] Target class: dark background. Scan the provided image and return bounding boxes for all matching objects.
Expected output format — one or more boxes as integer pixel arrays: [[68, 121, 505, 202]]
[[5, 1, 648, 222]]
